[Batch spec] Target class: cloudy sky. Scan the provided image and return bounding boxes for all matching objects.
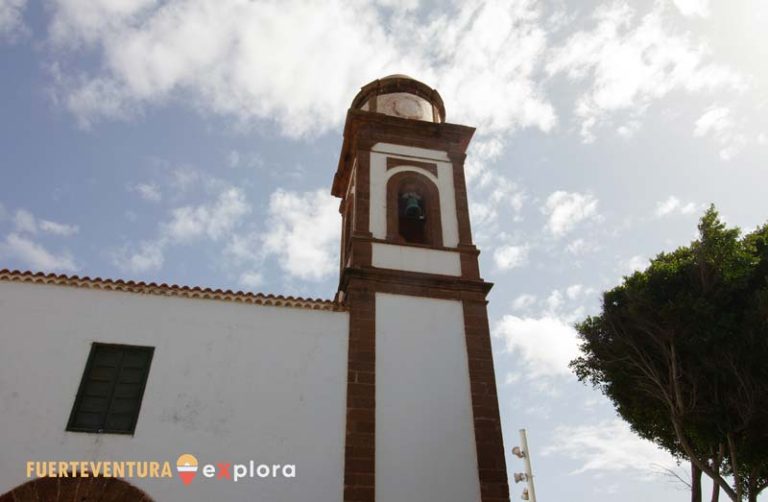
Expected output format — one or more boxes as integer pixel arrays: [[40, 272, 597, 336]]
[[1, 0, 767, 499]]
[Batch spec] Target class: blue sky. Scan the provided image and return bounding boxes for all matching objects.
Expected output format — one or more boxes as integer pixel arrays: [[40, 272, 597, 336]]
[[1, 0, 767, 499]]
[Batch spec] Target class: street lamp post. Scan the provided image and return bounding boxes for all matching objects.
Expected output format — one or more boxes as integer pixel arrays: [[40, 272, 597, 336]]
[[511, 428, 537, 502]]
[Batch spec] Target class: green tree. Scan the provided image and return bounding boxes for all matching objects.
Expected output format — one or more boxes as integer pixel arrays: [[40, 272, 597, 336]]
[[572, 207, 768, 501]]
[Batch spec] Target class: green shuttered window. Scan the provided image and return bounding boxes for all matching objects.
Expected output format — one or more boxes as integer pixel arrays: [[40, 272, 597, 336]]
[[67, 343, 154, 434]]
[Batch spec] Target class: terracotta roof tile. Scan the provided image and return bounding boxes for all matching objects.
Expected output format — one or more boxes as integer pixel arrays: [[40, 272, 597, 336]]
[[0, 269, 344, 312]]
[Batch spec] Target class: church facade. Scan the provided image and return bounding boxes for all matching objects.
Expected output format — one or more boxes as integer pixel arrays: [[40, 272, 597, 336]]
[[0, 75, 510, 502]]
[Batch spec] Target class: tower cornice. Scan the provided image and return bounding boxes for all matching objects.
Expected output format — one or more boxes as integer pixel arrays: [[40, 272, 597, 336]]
[[332, 109, 475, 197], [339, 265, 493, 304]]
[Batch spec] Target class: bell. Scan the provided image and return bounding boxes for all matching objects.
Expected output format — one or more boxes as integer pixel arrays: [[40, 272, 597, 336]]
[[403, 193, 424, 219]]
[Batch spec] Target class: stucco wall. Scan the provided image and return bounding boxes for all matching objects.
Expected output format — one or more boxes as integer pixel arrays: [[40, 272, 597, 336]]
[[375, 292, 481, 502], [0, 282, 348, 501], [371, 242, 461, 276]]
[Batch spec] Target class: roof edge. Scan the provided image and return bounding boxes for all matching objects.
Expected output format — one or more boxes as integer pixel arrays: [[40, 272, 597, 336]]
[[0, 269, 344, 312]]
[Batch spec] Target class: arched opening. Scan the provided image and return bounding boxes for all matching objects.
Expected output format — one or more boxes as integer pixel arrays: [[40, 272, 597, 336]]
[[386, 171, 442, 247], [398, 181, 427, 243], [0, 476, 154, 501]]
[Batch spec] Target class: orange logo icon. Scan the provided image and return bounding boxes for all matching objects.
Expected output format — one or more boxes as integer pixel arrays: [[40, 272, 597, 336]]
[[176, 454, 198, 485]]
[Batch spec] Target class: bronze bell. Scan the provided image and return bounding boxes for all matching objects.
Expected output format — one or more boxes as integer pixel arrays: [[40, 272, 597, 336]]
[[402, 192, 424, 219]]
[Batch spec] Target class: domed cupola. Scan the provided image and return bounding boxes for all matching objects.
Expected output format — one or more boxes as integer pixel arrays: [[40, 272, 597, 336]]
[[350, 74, 445, 123]]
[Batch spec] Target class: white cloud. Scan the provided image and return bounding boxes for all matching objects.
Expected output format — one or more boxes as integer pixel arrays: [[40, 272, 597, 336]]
[[227, 150, 240, 168], [566, 238, 599, 256], [227, 150, 265, 169], [426, 0, 556, 135], [465, 137, 505, 183], [545, 419, 677, 476], [112, 240, 165, 273], [467, 139, 525, 237], [165, 188, 250, 242], [223, 232, 261, 265], [493, 244, 528, 271], [566, 284, 584, 300], [13, 209, 37, 233], [671, 0, 710, 18], [625, 255, 647, 273], [373, 0, 418, 12], [547, 2, 743, 142], [238, 270, 264, 289], [616, 119, 641, 138], [693, 106, 747, 160], [111, 185, 250, 274], [0, 0, 26, 39], [493, 314, 580, 378], [131, 182, 162, 202], [49, 0, 157, 47], [656, 196, 682, 216], [468, 170, 525, 247], [51, 0, 401, 135], [546, 289, 564, 312], [38, 219, 79, 236], [48, 0, 555, 138], [654, 195, 699, 217], [511, 293, 537, 311], [503, 372, 522, 385], [170, 167, 202, 192], [695, 106, 732, 136], [543, 191, 599, 237], [262, 188, 340, 281], [13, 209, 79, 236], [1, 233, 77, 272]]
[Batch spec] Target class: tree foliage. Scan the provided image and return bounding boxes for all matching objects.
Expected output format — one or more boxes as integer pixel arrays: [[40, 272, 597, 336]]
[[572, 207, 768, 501]]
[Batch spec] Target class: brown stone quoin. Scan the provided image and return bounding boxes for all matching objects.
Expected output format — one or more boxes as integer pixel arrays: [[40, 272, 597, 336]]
[[336, 76, 510, 502]]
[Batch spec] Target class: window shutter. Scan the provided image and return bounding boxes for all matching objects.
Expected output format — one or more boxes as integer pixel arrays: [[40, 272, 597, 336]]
[[67, 343, 154, 434]]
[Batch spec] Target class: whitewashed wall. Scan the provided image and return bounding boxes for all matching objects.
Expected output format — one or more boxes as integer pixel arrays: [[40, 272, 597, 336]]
[[0, 282, 348, 501], [371, 242, 461, 276], [375, 293, 481, 502]]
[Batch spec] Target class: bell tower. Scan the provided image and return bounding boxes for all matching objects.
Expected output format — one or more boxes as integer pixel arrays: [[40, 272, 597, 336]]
[[333, 75, 510, 502]]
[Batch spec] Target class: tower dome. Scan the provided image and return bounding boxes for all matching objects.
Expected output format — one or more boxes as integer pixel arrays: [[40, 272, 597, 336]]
[[351, 74, 445, 123]]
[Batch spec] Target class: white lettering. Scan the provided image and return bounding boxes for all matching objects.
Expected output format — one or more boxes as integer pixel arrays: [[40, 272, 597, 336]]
[[256, 464, 270, 478], [233, 464, 247, 482]]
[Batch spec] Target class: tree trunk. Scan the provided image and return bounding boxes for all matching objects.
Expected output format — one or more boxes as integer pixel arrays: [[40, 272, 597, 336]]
[[692, 462, 703, 502], [727, 433, 742, 501], [711, 445, 722, 502], [747, 472, 757, 502]]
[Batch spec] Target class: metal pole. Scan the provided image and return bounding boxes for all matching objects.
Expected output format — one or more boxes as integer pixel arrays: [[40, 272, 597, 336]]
[[520, 429, 537, 502]]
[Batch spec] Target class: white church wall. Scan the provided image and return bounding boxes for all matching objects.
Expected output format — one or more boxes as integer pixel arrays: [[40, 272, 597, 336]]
[[371, 242, 461, 276], [369, 143, 460, 248], [0, 281, 348, 502], [375, 293, 481, 502]]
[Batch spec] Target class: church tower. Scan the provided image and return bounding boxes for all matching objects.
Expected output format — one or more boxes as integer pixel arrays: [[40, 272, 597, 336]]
[[333, 75, 510, 502]]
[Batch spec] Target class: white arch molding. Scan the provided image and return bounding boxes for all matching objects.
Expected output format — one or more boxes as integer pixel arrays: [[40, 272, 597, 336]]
[[368, 147, 460, 248]]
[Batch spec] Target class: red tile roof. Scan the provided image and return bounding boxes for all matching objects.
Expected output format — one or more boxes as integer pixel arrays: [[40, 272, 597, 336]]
[[0, 269, 343, 312]]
